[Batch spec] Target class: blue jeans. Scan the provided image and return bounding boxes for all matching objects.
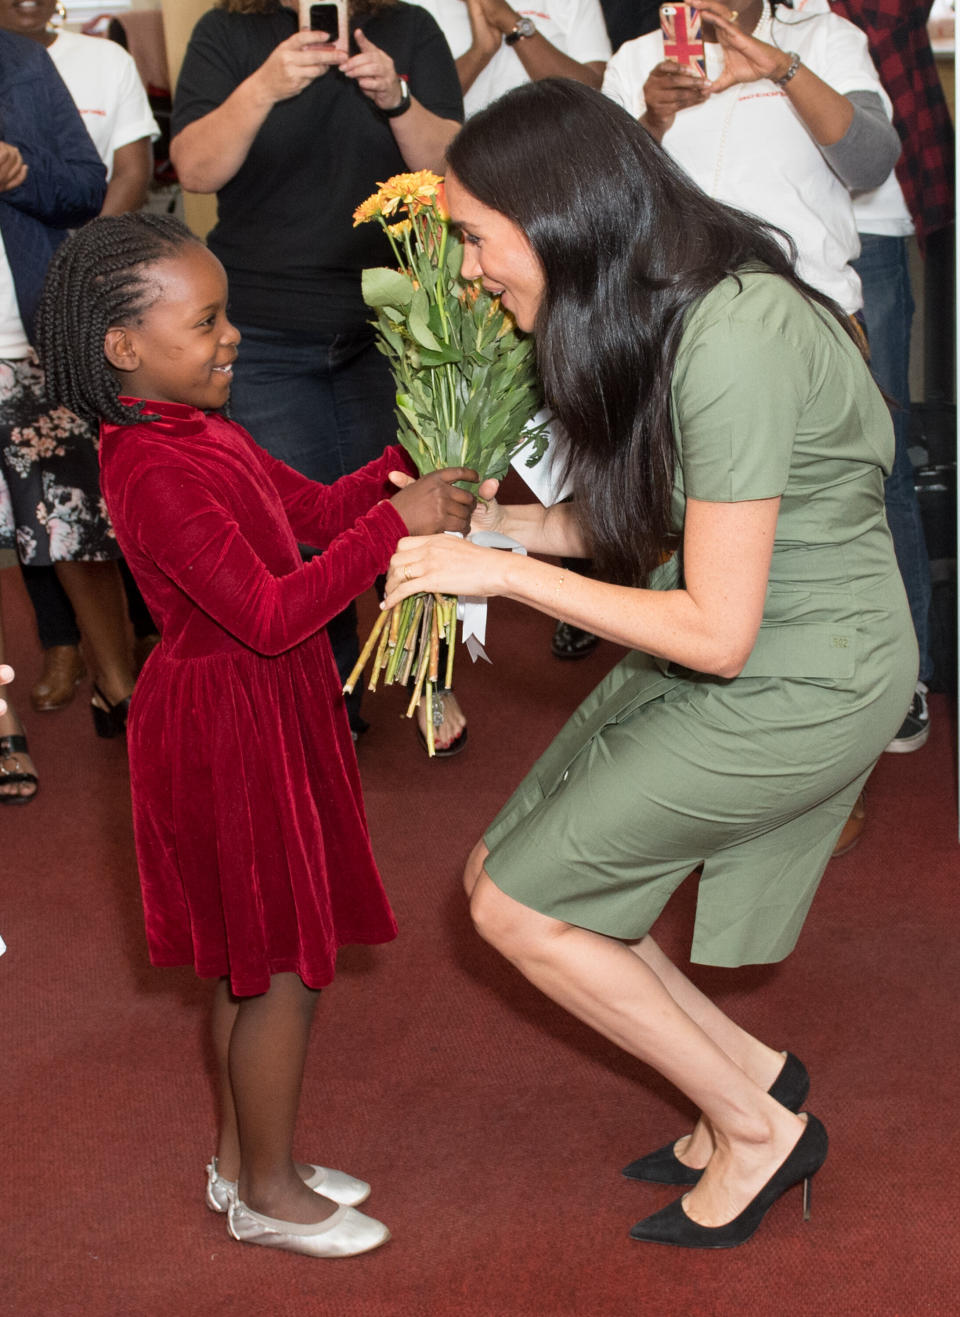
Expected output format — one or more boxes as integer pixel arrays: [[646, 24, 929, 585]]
[[229, 323, 398, 728], [852, 234, 931, 684]]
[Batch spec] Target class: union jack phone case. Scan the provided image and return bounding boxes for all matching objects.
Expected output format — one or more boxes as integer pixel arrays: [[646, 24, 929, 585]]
[[660, 4, 707, 77]]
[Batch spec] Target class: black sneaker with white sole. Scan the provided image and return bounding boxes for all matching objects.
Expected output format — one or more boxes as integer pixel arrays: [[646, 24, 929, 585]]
[[885, 682, 929, 753]]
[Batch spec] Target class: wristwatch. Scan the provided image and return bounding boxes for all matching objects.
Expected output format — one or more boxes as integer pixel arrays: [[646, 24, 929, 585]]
[[505, 16, 537, 45], [381, 75, 412, 118]]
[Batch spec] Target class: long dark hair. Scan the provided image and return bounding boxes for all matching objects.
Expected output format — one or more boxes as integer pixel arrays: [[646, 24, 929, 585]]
[[446, 79, 859, 586], [36, 213, 200, 427]]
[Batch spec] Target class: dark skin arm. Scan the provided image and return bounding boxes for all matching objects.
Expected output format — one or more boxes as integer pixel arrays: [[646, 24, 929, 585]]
[[457, 0, 605, 95]]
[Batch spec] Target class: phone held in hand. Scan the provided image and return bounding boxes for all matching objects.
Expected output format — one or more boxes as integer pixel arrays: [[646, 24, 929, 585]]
[[299, 0, 349, 54], [659, 4, 707, 77]]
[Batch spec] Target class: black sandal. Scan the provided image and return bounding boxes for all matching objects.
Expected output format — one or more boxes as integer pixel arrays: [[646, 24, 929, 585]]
[[551, 621, 599, 660], [0, 733, 39, 806]]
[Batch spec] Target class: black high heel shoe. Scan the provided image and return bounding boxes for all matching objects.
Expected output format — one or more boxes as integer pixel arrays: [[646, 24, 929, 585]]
[[91, 683, 131, 739], [628, 1113, 828, 1250], [622, 1051, 810, 1186]]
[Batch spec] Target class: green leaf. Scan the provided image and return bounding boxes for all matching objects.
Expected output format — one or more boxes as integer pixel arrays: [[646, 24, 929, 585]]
[[408, 288, 444, 351], [362, 267, 415, 310]]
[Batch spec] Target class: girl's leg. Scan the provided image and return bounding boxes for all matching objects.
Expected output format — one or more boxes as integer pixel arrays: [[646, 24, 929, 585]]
[[227, 972, 337, 1224], [211, 978, 241, 1180], [468, 864, 806, 1228], [53, 561, 135, 708]]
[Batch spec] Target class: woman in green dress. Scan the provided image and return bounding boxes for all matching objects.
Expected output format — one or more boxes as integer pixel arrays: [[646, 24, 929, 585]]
[[383, 80, 916, 1248]]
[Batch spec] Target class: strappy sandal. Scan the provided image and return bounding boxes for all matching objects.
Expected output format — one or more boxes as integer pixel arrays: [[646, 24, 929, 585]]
[[416, 689, 468, 758], [0, 733, 39, 806]]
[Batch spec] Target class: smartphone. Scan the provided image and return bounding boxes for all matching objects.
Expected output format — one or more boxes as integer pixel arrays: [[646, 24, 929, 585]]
[[298, 0, 348, 53], [659, 4, 707, 77]]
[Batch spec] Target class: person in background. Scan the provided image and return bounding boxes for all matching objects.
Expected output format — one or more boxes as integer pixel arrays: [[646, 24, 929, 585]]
[[828, 0, 955, 753], [171, 0, 467, 754], [599, 0, 660, 51], [413, 0, 610, 118], [0, 0, 160, 717]]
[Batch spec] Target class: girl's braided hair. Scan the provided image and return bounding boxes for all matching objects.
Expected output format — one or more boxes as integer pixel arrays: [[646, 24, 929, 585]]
[[36, 213, 200, 427]]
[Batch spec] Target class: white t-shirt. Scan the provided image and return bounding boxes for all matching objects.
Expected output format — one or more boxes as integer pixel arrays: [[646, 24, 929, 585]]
[[47, 30, 159, 180], [602, 0, 893, 311], [413, 0, 611, 115], [0, 236, 30, 359]]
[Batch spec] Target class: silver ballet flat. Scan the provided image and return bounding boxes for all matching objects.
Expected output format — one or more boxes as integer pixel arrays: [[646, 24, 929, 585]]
[[206, 1156, 371, 1213], [227, 1199, 390, 1258]]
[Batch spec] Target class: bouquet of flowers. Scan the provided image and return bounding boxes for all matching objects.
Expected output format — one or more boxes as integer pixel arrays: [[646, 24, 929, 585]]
[[343, 170, 546, 754]]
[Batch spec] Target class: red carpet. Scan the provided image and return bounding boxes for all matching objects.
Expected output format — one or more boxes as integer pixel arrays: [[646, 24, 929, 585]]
[[1, 556, 957, 1317]]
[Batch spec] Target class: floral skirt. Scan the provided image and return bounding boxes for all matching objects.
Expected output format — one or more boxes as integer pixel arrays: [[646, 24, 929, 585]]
[[0, 356, 118, 564]]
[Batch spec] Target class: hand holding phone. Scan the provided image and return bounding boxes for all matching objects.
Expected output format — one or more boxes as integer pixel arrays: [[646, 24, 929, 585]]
[[299, 0, 349, 55]]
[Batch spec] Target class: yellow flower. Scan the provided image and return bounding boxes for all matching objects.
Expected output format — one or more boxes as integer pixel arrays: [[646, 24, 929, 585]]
[[352, 192, 382, 227], [376, 170, 444, 217], [387, 219, 413, 237]]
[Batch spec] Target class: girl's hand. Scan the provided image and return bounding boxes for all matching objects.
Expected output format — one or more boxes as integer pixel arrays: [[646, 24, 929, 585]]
[[254, 30, 344, 104], [341, 30, 408, 111], [692, 2, 792, 94], [642, 60, 710, 136], [389, 467, 479, 535], [383, 534, 507, 609], [469, 477, 504, 535]]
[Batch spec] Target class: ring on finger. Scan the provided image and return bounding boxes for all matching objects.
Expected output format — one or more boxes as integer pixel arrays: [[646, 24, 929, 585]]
[[403, 565, 414, 583]]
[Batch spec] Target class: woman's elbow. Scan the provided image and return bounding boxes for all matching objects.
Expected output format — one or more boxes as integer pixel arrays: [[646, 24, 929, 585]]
[[169, 138, 217, 194]]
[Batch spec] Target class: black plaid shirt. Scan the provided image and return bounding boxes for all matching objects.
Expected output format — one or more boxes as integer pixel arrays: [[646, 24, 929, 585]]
[[829, 1, 954, 247]]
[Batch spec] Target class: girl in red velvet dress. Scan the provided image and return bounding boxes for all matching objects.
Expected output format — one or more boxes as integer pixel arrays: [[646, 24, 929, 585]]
[[37, 214, 479, 1259]]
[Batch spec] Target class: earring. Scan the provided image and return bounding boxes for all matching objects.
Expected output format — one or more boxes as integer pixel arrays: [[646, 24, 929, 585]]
[[47, 1, 67, 31]]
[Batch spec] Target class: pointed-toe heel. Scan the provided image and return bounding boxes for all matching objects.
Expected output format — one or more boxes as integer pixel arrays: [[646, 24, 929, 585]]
[[206, 1157, 371, 1213], [90, 684, 131, 739], [622, 1051, 810, 1186], [629, 1113, 828, 1250], [227, 1200, 390, 1258]]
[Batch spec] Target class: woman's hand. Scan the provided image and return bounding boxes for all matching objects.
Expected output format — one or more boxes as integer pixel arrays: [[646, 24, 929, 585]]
[[0, 142, 27, 193], [465, 0, 502, 59], [641, 60, 710, 137], [341, 30, 408, 111], [252, 29, 344, 104], [388, 467, 479, 535], [692, 2, 792, 94], [383, 534, 507, 608]]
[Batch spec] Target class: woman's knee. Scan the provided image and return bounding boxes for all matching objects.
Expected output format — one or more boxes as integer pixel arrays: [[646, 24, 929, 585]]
[[462, 838, 489, 900]]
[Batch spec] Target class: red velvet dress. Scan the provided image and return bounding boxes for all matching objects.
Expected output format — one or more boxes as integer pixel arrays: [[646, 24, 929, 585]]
[[99, 399, 410, 996]]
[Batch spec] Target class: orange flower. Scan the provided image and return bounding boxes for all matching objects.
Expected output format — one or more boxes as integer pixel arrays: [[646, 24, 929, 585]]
[[352, 192, 382, 227], [387, 219, 413, 237]]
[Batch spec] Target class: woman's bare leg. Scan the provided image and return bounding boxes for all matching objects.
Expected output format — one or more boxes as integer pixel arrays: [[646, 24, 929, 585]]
[[53, 561, 134, 708], [626, 935, 787, 1169], [227, 972, 337, 1223], [468, 867, 806, 1227]]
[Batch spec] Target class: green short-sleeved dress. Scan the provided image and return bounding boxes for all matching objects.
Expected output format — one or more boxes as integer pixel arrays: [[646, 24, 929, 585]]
[[483, 271, 917, 968]]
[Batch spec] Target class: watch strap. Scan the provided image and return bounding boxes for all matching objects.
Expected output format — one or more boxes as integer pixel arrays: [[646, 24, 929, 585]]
[[381, 75, 412, 118]]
